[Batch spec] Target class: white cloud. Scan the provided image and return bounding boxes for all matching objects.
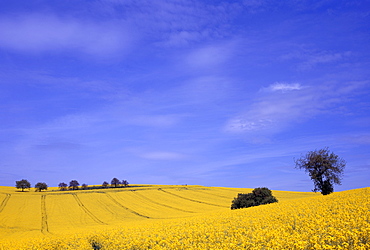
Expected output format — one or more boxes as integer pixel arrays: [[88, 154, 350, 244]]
[[225, 78, 368, 138], [225, 83, 324, 135], [344, 134, 370, 145], [185, 44, 233, 69], [266, 82, 302, 92], [164, 31, 205, 47], [281, 49, 352, 70], [225, 82, 308, 134], [105, 0, 241, 47], [0, 14, 133, 58]]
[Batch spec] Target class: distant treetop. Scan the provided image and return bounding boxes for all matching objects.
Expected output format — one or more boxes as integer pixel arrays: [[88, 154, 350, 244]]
[[15, 179, 31, 192]]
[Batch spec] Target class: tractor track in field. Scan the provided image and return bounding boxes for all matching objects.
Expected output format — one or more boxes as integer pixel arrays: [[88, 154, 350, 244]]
[[158, 189, 228, 208], [189, 189, 233, 199], [105, 193, 151, 219], [0, 194, 11, 213], [41, 195, 50, 234], [72, 194, 106, 225], [130, 190, 196, 213]]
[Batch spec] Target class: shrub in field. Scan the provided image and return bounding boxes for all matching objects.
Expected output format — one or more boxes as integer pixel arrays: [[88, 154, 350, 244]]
[[231, 187, 278, 209]]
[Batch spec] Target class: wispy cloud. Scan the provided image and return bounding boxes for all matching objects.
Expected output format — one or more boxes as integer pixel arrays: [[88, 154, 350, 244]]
[[185, 42, 236, 70], [282, 49, 352, 70], [0, 14, 134, 58], [35, 141, 82, 151], [0, 0, 369, 191], [102, 0, 243, 47], [0, 1, 242, 60], [226, 82, 307, 135], [264, 82, 303, 92], [225, 80, 366, 138]]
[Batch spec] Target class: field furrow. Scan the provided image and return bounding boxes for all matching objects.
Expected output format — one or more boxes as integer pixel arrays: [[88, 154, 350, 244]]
[[0, 194, 41, 238], [0, 187, 367, 249], [72, 194, 106, 225], [176, 188, 233, 205], [40, 195, 49, 234], [132, 188, 226, 213], [1, 185, 367, 250], [0, 194, 11, 213], [130, 190, 196, 214], [46, 194, 104, 232], [159, 188, 228, 208], [105, 193, 151, 219], [109, 190, 210, 218], [192, 189, 232, 199]]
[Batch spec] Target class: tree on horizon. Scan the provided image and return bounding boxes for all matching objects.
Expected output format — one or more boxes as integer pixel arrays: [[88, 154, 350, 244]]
[[15, 179, 31, 192], [69, 180, 80, 190], [111, 178, 121, 188], [122, 180, 129, 187], [295, 147, 346, 195], [58, 182, 68, 191], [35, 182, 48, 192]]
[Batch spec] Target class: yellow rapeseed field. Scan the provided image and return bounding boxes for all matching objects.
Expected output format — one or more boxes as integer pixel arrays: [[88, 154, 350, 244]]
[[0, 185, 368, 249]]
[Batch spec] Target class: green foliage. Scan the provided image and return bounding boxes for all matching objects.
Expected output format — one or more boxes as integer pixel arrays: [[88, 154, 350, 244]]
[[122, 180, 129, 187], [111, 178, 120, 187], [15, 179, 31, 191], [58, 182, 68, 191], [35, 182, 48, 192], [231, 187, 278, 210], [295, 147, 345, 195], [69, 180, 80, 190]]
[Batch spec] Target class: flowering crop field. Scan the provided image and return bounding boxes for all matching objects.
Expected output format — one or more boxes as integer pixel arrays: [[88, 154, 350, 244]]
[[0, 185, 369, 249]]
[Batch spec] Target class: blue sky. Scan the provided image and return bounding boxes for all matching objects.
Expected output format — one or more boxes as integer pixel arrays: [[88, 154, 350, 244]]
[[0, 0, 369, 191]]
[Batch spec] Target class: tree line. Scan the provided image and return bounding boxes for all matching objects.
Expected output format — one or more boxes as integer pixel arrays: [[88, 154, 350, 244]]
[[15, 178, 129, 192], [15, 148, 345, 197]]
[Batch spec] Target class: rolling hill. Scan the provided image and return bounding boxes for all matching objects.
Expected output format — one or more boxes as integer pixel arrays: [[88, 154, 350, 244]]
[[0, 185, 368, 249]]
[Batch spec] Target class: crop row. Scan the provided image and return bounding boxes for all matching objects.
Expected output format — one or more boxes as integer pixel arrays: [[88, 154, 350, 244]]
[[1, 187, 368, 249]]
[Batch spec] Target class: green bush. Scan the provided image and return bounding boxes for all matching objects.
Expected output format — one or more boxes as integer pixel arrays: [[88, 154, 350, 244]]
[[231, 187, 278, 209]]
